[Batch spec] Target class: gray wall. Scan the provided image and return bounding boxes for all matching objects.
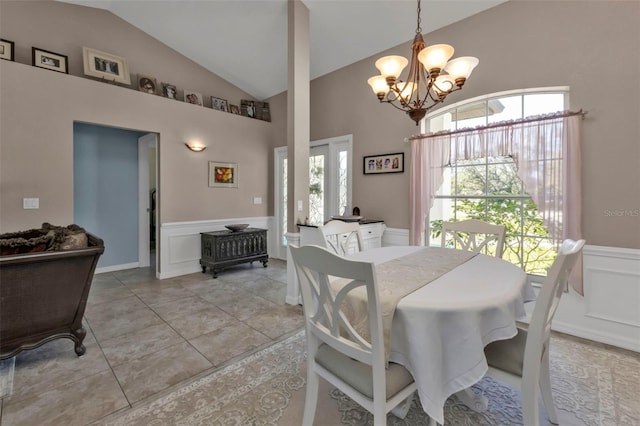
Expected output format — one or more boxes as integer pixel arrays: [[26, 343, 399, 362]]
[[0, 0, 275, 266], [2, 0, 639, 251], [73, 122, 145, 267], [268, 0, 640, 249]]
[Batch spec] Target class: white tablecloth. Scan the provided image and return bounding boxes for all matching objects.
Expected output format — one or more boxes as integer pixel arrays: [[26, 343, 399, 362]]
[[348, 246, 534, 425]]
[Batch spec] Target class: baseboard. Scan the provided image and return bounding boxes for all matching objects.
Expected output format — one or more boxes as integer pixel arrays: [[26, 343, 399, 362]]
[[95, 262, 140, 274], [552, 320, 640, 353]]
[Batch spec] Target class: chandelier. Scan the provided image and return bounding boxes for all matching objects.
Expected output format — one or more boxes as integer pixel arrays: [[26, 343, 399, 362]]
[[367, 0, 479, 125]]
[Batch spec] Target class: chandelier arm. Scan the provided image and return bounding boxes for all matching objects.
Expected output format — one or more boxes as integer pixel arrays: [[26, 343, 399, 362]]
[[380, 98, 419, 113]]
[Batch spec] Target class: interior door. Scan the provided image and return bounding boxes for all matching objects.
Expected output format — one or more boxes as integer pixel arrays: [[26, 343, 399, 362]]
[[138, 133, 157, 269]]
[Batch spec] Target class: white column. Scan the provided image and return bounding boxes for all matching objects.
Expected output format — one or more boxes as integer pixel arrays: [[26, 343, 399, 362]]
[[285, 0, 310, 305]]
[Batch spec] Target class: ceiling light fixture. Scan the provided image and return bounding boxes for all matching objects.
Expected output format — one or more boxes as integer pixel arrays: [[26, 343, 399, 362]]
[[367, 0, 479, 125]]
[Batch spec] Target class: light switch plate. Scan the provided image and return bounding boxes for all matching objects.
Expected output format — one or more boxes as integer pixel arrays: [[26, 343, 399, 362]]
[[253, 197, 262, 205], [297, 200, 303, 211], [23, 198, 40, 209]]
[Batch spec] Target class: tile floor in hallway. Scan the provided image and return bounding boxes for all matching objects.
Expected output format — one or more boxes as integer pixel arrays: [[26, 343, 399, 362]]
[[0, 258, 303, 426]]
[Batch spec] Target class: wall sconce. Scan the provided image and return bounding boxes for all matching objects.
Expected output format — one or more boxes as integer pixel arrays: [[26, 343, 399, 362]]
[[185, 141, 206, 152]]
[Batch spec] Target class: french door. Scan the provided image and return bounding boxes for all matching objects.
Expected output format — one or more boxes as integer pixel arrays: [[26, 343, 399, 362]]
[[274, 135, 352, 259]]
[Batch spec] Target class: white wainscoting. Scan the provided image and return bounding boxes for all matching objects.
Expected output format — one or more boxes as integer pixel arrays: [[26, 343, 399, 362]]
[[381, 227, 409, 246], [159, 217, 275, 279], [550, 245, 640, 352]]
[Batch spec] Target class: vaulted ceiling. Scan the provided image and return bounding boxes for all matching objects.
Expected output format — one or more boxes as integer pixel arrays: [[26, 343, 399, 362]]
[[60, 0, 507, 100]]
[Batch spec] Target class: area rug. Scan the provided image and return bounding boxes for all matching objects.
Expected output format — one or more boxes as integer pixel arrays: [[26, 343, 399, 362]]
[[0, 357, 16, 399], [100, 330, 639, 426]]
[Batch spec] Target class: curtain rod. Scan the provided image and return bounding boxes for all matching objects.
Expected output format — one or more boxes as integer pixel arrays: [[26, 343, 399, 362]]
[[406, 109, 587, 142]]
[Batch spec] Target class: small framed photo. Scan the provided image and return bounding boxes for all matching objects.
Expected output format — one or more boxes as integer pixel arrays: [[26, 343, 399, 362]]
[[1, 39, 15, 61], [229, 104, 240, 115], [209, 161, 238, 188], [82, 46, 131, 84], [184, 90, 203, 106], [137, 74, 157, 94], [241, 99, 256, 118], [32, 47, 68, 73], [211, 97, 229, 112], [161, 82, 178, 100], [363, 152, 404, 175]]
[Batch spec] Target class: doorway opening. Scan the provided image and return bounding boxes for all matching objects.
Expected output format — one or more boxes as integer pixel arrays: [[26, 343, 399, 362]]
[[73, 122, 158, 274]]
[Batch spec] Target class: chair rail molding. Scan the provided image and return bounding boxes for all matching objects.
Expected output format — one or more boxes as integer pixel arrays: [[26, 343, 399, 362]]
[[159, 216, 274, 279]]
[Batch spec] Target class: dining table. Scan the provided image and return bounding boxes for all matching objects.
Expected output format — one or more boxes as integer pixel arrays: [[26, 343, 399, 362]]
[[346, 245, 535, 425]]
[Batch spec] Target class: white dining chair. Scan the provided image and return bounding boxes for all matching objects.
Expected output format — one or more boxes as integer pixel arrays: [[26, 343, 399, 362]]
[[483, 238, 585, 426], [289, 244, 418, 426], [320, 219, 364, 256], [441, 219, 506, 258]]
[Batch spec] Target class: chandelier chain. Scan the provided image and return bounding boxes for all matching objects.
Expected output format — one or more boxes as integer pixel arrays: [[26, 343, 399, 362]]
[[415, 0, 422, 34]]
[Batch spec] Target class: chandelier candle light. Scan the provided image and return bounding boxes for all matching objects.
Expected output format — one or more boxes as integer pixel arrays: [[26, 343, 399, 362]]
[[368, 0, 479, 125]]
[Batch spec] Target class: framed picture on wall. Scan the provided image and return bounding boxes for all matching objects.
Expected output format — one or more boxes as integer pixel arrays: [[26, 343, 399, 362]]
[[137, 74, 158, 94], [32, 47, 68, 73], [184, 90, 203, 106], [82, 46, 131, 84], [1, 39, 15, 61], [211, 96, 229, 112], [363, 152, 404, 175], [209, 161, 238, 188], [161, 82, 178, 100], [229, 104, 240, 115]]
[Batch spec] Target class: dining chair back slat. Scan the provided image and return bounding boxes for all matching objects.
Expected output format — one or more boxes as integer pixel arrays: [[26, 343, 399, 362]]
[[320, 220, 364, 256], [441, 219, 506, 258]]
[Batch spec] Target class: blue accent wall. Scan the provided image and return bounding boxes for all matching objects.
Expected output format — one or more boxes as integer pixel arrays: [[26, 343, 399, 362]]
[[73, 123, 146, 268]]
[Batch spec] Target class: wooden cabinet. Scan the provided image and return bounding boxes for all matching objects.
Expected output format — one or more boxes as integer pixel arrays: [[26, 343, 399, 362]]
[[200, 228, 268, 278]]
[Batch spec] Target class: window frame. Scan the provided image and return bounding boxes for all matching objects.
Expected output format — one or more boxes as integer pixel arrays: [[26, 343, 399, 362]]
[[423, 87, 569, 278]]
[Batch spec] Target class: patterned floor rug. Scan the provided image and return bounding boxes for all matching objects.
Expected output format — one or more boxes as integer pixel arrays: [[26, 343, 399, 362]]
[[98, 330, 639, 426]]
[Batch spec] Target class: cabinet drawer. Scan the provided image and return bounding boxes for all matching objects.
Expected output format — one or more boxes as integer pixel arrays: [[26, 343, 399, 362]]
[[361, 223, 384, 238]]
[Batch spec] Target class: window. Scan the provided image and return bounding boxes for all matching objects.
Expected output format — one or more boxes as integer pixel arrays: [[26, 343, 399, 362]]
[[425, 88, 568, 276]]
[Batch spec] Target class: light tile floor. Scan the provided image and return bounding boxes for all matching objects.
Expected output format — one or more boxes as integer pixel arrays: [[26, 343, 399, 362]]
[[0, 258, 303, 426]]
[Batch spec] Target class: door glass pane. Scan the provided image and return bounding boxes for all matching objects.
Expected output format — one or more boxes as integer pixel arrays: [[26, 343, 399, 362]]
[[338, 150, 348, 216], [309, 154, 325, 225], [281, 157, 287, 245]]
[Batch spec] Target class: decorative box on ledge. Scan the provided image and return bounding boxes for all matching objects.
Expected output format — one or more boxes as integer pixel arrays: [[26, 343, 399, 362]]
[[200, 227, 268, 278]]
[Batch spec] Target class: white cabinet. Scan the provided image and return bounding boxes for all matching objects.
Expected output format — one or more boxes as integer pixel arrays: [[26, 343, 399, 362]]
[[299, 221, 385, 251], [360, 222, 385, 249]]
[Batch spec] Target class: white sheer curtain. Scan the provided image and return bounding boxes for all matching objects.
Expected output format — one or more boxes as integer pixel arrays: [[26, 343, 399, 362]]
[[409, 134, 450, 245], [409, 112, 584, 294]]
